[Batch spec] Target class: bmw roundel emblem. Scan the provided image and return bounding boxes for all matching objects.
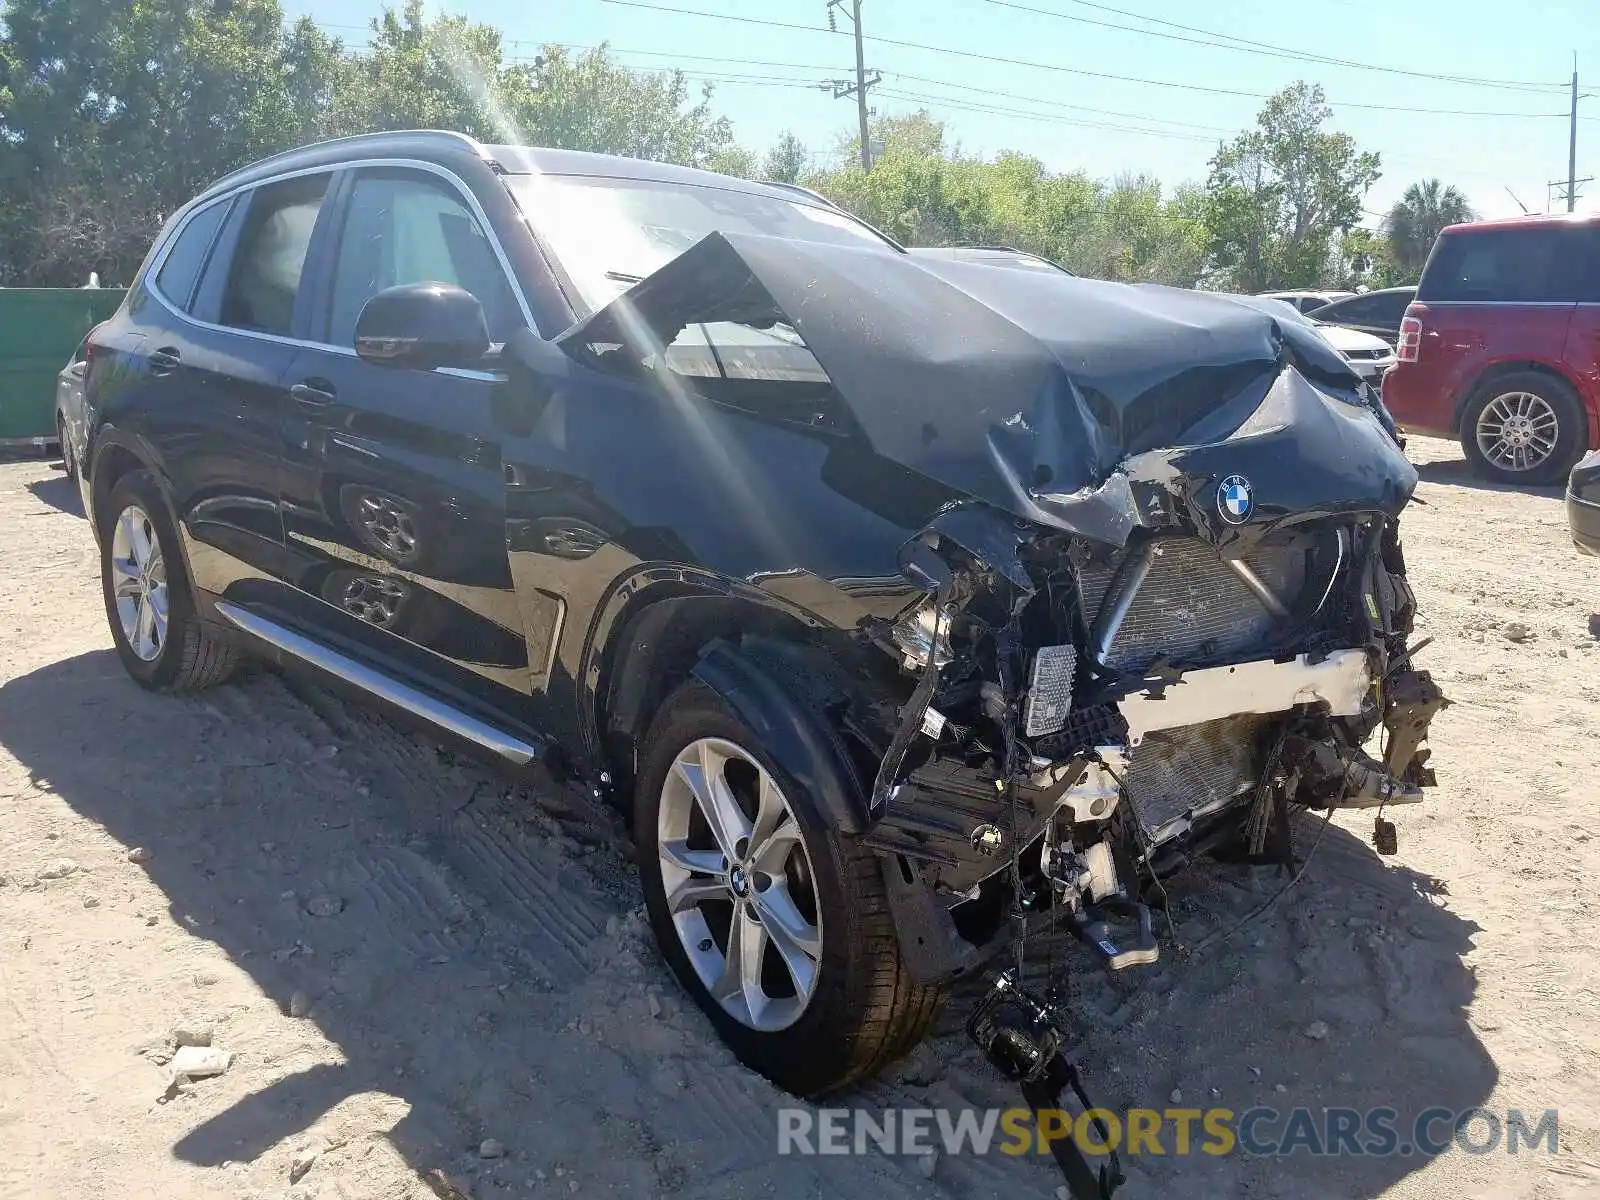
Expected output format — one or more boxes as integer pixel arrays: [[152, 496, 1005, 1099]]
[[1217, 474, 1254, 524]]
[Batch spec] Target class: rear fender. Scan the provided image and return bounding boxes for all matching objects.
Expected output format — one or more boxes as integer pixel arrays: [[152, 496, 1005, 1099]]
[[1451, 358, 1587, 432]]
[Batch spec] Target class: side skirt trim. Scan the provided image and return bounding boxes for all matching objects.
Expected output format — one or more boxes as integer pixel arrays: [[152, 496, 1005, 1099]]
[[213, 600, 543, 766]]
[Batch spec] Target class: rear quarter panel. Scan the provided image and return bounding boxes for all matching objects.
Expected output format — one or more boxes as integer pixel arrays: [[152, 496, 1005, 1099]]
[[1404, 301, 1576, 435], [1563, 304, 1600, 447]]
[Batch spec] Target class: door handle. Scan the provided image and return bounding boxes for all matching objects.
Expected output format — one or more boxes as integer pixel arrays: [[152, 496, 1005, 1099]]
[[148, 346, 181, 375], [290, 380, 337, 408]]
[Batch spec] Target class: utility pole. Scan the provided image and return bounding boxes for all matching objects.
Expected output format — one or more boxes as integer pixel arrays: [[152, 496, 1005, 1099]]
[[827, 0, 879, 170], [1568, 58, 1579, 212]]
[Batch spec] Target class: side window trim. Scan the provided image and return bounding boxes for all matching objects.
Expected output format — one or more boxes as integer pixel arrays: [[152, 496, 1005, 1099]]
[[143, 156, 537, 350], [295, 169, 354, 344], [190, 193, 252, 326]]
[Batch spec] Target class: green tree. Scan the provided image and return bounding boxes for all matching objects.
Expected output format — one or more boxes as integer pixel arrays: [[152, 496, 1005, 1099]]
[[1204, 82, 1381, 292], [0, 0, 352, 284], [519, 45, 735, 165], [705, 146, 758, 178], [1384, 178, 1475, 281], [762, 131, 809, 184], [805, 111, 1207, 286], [0, 2, 743, 285]]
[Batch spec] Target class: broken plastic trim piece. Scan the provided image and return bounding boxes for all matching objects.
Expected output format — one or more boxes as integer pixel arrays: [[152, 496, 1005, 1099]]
[[868, 585, 954, 819], [1117, 649, 1372, 742]]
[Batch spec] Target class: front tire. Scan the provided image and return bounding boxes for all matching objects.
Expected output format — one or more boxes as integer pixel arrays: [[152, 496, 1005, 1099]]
[[98, 469, 238, 692], [1460, 372, 1586, 485], [634, 680, 942, 1096]]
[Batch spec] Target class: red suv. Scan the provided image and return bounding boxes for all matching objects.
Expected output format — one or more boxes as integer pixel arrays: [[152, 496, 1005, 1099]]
[[1381, 213, 1600, 484]]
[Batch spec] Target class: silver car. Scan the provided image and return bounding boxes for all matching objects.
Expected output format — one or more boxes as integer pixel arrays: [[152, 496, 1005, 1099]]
[[54, 337, 89, 482]]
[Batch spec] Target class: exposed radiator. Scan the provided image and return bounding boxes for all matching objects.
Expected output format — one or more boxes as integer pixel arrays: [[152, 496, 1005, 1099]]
[[1075, 533, 1313, 673], [1124, 713, 1271, 838]]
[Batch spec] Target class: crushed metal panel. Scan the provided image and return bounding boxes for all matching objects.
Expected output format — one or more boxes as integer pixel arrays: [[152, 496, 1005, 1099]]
[[558, 231, 1418, 544]]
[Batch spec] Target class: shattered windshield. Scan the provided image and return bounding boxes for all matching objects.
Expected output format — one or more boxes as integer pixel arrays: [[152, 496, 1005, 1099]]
[[506, 173, 891, 381]]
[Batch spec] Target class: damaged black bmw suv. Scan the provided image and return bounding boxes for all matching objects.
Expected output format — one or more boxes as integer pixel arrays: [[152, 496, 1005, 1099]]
[[81, 130, 1445, 1154]]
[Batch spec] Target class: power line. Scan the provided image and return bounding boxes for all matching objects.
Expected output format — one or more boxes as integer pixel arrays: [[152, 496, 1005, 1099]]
[[596, 0, 1574, 119], [551, 45, 847, 74], [979, 0, 1568, 93], [869, 71, 1231, 132], [872, 87, 1220, 142], [559, 41, 1570, 124], [567, 44, 1232, 133]]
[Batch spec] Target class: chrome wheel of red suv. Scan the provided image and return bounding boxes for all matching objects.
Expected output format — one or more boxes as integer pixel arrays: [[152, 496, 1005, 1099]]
[[1475, 391, 1561, 473], [1461, 372, 1586, 486]]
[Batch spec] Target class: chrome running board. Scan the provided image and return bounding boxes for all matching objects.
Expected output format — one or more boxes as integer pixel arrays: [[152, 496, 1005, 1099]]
[[213, 601, 543, 766]]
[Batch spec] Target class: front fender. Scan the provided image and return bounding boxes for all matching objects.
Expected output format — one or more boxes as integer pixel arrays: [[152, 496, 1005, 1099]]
[[690, 638, 869, 834]]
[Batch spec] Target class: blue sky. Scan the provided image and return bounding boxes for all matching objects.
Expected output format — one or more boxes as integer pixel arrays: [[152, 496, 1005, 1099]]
[[287, 0, 1597, 223]]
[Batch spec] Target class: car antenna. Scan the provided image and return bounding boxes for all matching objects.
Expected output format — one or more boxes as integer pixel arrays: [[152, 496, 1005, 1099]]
[[1503, 186, 1532, 215]]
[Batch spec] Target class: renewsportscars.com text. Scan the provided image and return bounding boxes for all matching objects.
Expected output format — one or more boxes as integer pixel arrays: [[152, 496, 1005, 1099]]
[[776, 1106, 1559, 1159]]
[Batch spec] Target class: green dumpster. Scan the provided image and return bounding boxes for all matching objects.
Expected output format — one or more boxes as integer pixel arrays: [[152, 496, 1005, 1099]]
[[0, 288, 126, 446]]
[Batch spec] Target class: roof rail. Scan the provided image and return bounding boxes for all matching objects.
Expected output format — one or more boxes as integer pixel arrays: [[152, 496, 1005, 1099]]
[[204, 129, 490, 196], [759, 180, 840, 209]]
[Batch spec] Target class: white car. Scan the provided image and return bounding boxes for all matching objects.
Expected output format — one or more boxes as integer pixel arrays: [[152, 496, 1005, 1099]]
[[1224, 293, 1396, 385], [1310, 319, 1395, 384], [1256, 289, 1356, 314]]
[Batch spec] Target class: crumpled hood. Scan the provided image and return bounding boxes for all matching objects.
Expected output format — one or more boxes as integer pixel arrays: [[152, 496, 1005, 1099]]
[[558, 231, 1415, 544]]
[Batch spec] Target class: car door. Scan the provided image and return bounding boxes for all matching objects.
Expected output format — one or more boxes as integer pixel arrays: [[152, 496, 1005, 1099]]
[[128, 173, 336, 601], [275, 163, 537, 708], [1561, 223, 1600, 440]]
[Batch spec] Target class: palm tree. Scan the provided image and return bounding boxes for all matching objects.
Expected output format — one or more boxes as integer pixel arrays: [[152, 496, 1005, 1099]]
[[1385, 179, 1476, 279]]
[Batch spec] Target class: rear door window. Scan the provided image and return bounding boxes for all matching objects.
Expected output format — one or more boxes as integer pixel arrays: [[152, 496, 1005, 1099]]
[[1419, 228, 1583, 303], [217, 174, 331, 336], [153, 200, 231, 312]]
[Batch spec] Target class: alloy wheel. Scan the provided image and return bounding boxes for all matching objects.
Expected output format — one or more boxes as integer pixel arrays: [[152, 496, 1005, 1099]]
[[109, 504, 168, 662], [340, 574, 408, 627], [1475, 391, 1560, 473], [656, 737, 823, 1032], [356, 493, 418, 560]]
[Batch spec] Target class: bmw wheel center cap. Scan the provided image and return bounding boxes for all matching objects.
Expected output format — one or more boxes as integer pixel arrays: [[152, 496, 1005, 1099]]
[[1217, 474, 1254, 524]]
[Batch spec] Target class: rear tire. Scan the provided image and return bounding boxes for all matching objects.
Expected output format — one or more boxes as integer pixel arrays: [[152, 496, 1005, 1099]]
[[1460, 371, 1586, 485], [98, 469, 238, 692], [57, 415, 76, 482], [634, 679, 942, 1096]]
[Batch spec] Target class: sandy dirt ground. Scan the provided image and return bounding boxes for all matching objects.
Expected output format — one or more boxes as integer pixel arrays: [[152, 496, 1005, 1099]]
[[2, 437, 1599, 1200]]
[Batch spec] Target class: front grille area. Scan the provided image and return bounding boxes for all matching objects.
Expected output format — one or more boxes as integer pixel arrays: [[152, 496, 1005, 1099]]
[[1124, 713, 1270, 837], [1074, 533, 1313, 673]]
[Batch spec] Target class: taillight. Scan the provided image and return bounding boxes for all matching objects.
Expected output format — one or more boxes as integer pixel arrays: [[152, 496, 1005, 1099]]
[[1396, 313, 1422, 363], [82, 321, 108, 367]]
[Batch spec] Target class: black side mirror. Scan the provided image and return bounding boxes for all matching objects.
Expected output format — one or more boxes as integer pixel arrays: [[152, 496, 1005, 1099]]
[[354, 282, 490, 370]]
